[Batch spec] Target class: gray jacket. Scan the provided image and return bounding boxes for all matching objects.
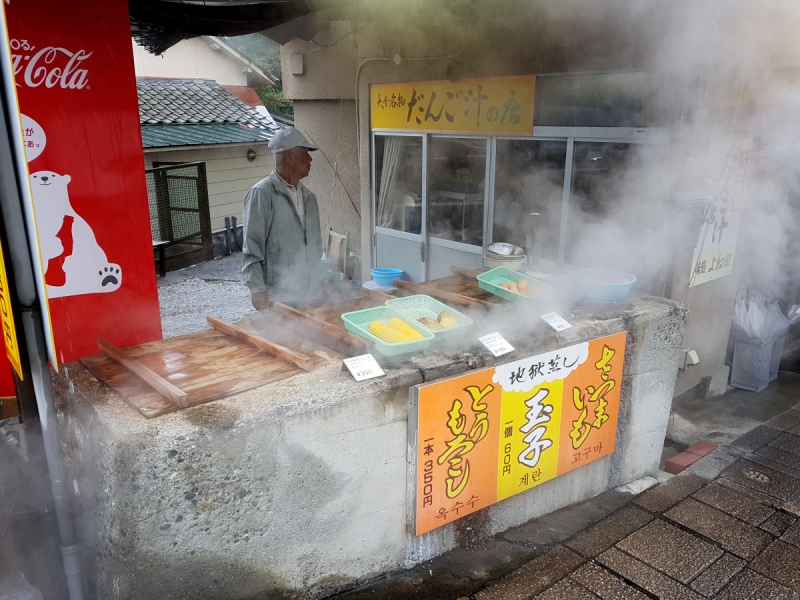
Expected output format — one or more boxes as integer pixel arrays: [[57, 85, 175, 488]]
[[242, 171, 324, 303]]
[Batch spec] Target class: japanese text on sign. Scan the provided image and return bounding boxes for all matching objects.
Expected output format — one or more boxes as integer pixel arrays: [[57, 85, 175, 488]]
[[413, 333, 626, 535], [0, 238, 23, 380], [479, 332, 514, 357], [689, 135, 752, 287], [372, 77, 535, 134], [343, 354, 385, 382]]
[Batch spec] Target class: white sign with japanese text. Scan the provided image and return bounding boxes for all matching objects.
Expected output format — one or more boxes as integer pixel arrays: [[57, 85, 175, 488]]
[[689, 135, 752, 287], [479, 332, 515, 357], [493, 342, 589, 393], [343, 354, 385, 382], [541, 312, 572, 332]]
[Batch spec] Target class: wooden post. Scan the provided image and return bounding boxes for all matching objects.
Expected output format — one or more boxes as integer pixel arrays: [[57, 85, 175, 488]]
[[272, 303, 370, 354], [97, 338, 188, 408], [207, 316, 315, 372], [392, 279, 490, 307]]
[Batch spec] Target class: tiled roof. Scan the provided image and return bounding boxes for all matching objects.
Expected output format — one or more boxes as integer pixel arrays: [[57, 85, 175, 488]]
[[137, 79, 279, 148], [141, 123, 273, 149]]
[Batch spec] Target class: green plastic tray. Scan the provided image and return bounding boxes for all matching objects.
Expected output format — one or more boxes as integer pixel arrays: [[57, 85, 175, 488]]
[[384, 295, 473, 341], [341, 306, 434, 356], [476, 267, 551, 303]]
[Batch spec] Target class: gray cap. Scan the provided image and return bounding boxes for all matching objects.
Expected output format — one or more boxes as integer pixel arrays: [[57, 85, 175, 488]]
[[268, 126, 319, 153]]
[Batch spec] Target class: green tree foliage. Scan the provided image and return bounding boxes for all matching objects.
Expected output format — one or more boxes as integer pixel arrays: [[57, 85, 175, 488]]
[[220, 34, 282, 85], [256, 87, 294, 119], [220, 34, 293, 118]]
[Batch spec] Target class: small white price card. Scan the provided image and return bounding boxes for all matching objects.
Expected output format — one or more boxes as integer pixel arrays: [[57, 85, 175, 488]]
[[478, 332, 515, 357], [541, 311, 572, 332], [343, 354, 385, 382]]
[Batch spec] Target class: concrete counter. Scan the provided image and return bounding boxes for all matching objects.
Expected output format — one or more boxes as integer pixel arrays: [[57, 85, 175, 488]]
[[53, 294, 686, 599]]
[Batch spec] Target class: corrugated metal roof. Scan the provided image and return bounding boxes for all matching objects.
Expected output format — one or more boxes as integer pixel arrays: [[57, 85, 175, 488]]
[[137, 79, 279, 148], [141, 123, 273, 149]]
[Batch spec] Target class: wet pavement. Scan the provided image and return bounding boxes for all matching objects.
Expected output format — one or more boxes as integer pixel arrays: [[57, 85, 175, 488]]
[[331, 396, 800, 600], [156, 252, 254, 338]]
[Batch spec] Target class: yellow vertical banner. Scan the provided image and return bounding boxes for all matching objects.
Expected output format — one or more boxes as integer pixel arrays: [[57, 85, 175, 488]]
[[0, 238, 22, 379], [497, 380, 562, 501]]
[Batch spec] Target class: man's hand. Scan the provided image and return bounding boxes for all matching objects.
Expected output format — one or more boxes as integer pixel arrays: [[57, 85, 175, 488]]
[[251, 292, 272, 312]]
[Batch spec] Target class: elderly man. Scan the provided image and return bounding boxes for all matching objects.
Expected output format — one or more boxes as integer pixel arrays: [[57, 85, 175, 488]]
[[242, 127, 324, 310]]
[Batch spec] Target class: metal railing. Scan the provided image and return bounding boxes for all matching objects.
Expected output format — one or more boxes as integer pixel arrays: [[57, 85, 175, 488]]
[[145, 162, 212, 246]]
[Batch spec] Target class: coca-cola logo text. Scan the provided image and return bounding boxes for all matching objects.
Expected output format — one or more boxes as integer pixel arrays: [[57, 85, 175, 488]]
[[10, 39, 91, 90]]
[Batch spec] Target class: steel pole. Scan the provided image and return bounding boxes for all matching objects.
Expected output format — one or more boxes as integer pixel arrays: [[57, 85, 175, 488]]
[[0, 4, 83, 598]]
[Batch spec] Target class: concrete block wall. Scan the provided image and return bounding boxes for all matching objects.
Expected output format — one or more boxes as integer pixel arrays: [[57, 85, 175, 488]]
[[53, 296, 685, 599]]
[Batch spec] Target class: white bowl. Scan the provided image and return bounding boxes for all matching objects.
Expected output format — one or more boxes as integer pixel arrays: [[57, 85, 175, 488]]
[[487, 256, 525, 270]]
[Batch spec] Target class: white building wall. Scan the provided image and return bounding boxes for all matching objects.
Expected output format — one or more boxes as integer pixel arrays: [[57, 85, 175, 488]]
[[133, 38, 248, 86], [291, 101, 361, 261], [144, 144, 273, 231]]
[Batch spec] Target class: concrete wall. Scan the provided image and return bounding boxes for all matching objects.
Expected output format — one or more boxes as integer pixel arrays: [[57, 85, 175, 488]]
[[132, 38, 248, 86], [292, 101, 362, 268], [144, 144, 273, 231], [54, 295, 684, 599]]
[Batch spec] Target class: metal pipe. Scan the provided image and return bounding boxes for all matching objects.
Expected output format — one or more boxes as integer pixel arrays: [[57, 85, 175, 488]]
[[21, 311, 83, 600], [0, 3, 57, 366], [0, 3, 84, 597]]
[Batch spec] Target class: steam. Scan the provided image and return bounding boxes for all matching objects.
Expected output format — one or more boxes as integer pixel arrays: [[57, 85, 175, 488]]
[[7, 1, 800, 597], [325, 0, 800, 348]]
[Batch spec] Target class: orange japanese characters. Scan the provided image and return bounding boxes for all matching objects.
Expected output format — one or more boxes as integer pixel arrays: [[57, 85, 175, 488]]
[[415, 333, 626, 535]]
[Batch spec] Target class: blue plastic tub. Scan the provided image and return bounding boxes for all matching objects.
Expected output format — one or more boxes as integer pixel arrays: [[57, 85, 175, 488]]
[[371, 267, 403, 287], [569, 268, 637, 303]]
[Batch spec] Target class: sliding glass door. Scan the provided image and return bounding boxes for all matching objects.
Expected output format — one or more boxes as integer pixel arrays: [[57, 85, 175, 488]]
[[426, 136, 489, 279], [372, 133, 426, 282]]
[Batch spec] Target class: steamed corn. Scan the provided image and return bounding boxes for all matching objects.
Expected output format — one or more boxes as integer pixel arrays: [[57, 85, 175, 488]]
[[389, 318, 424, 340], [369, 320, 422, 343]]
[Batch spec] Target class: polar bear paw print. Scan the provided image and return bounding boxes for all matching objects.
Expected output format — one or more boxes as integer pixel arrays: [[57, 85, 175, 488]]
[[99, 266, 121, 288]]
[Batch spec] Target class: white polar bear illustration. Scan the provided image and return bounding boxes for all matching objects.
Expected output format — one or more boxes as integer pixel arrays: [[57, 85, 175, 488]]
[[29, 171, 122, 298]]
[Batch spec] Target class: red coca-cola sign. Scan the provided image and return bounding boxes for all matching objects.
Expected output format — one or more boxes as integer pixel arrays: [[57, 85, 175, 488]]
[[6, 0, 162, 364], [11, 40, 91, 90]]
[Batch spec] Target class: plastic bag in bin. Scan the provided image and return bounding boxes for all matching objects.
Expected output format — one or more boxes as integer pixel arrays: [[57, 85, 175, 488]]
[[733, 290, 789, 338]]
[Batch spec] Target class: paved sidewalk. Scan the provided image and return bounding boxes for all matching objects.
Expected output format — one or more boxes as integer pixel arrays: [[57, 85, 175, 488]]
[[156, 253, 254, 339], [335, 402, 800, 600]]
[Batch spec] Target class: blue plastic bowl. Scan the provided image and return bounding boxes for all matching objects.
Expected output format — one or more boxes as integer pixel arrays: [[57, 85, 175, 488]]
[[371, 267, 403, 287], [569, 269, 637, 303]]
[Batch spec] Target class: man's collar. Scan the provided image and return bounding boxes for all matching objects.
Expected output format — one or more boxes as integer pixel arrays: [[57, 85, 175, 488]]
[[273, 170, 302, 192]]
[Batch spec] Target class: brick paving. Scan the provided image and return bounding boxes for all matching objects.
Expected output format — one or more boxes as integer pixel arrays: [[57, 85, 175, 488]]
[[334, 403, 800, 600], [459, 403, 800, 600]]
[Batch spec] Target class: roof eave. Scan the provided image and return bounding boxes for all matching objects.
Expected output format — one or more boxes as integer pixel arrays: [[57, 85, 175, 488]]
[[204, 35, 276, 87], [143, 140, 273, 152]]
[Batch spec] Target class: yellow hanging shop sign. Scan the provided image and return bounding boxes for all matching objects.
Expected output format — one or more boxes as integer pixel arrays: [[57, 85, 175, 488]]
[[371, 76, 535, 135], [0, 238, 22, 380]]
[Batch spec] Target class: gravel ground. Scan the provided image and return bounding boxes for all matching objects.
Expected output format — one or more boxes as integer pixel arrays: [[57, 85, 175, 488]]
[[157, 253, 255, 339]]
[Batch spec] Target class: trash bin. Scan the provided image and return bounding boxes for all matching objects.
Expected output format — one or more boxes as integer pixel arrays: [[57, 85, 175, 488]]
[[770, 328, 789, 382], [730, 330, 784, 392], [730, 290, 790, 392]]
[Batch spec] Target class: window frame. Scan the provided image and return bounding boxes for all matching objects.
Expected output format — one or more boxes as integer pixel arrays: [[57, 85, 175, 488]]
[[370, 126, 672, 273]]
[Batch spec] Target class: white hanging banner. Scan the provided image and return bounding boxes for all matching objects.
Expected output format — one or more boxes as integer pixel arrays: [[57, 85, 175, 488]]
[[689, 135, 752, 288]]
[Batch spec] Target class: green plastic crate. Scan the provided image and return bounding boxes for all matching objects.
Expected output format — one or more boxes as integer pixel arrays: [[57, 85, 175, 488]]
[[341, 306, 434, 356], [477, 267, 551, 303], [385, 295, 473, 341]]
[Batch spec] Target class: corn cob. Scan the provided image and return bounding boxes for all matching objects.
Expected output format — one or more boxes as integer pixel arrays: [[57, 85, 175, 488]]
[[388, 318, 424, 340], [369, 320, 421, 343]]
